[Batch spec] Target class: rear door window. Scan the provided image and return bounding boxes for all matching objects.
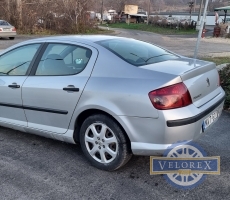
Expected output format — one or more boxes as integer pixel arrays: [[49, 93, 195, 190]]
[[35, 43, 92, 76]]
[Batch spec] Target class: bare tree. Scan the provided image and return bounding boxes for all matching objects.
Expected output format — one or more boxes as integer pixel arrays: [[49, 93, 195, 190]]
[[209, 1, 225, 11], [0, 0, 95, 34], [152, 0, 165, 12], [105, 0, 129, 13]]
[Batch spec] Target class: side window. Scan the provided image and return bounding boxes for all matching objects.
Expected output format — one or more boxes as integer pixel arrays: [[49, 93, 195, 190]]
[[35, 43, 92, 76], [0, 44, 41, 76]]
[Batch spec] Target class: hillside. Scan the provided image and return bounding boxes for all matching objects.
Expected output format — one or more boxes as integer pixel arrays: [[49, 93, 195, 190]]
[[102, 0, 229, 13]]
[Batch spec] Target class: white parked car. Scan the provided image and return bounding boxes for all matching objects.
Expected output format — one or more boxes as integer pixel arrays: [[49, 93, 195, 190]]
[[0, 20, 17, 40]]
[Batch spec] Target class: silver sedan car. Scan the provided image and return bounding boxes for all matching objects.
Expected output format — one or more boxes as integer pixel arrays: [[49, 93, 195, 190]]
[[0, 20, 17, 40], [0, 36, 225, 170]]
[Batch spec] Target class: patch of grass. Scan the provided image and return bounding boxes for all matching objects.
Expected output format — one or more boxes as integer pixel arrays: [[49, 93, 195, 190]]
[[103, 23, 197, 35], [84, 28, 114, 35], [198, 57, 230, 65], [18, 27, 114, 36], [225, 33, 230, 38], [18, 29, 58, 35]]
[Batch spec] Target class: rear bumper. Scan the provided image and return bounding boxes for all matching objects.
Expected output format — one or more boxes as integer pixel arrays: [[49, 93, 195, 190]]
[[118, 89, 225, 156], [131, 142, 174, 156], [167, 95, 225, 127], [0, 32, 16, 37]]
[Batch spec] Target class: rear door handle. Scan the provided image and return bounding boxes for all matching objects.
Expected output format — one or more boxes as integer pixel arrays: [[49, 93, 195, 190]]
[[63, 86, 79, 92], [8, 84, 20, 88]]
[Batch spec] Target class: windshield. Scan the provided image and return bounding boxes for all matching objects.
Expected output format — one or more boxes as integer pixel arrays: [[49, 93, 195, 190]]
[[97, 39, 179, 66]]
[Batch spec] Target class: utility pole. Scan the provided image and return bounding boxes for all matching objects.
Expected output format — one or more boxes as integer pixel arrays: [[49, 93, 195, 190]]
[[16, 0, 22, 28], [194, 0, 196, 12], [6, 0, 10, 20], [101, 0, 103, 24], [147, 0, 151, 25], [196, 0, 204, 30], [188, 1, 194, 22]]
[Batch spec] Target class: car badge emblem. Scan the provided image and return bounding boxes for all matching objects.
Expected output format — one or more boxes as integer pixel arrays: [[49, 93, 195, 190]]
[[206, 78, 210, 87]]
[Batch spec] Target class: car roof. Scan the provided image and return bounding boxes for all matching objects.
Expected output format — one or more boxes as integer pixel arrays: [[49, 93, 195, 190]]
[[2, 35, 134, 53], [21, 35, 137, 45]]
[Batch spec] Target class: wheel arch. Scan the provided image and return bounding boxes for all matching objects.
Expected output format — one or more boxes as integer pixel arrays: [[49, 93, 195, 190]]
[[73, 109, 131, 149]]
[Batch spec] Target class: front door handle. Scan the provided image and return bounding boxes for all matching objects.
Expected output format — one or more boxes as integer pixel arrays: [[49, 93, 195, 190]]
[[8, 83, 20, 88], [63, 86, 79, 92]]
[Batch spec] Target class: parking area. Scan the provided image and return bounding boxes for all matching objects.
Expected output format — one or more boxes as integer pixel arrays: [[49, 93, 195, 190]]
[[0, 30, 230, 200], [0, 112, 229, 200], [1, 28, 230, 58]]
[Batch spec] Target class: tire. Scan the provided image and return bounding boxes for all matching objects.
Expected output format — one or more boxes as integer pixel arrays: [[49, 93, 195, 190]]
[[79, 114, 132, 171], [9, 37, 15, 40]]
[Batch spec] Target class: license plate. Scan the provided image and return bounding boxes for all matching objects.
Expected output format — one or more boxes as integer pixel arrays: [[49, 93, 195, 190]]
[[3, 28, 10, 31], [202, 111, 218, 131]]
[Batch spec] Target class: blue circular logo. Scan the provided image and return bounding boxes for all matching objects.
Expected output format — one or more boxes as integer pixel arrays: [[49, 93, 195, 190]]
[[163, 141, 207, 190]]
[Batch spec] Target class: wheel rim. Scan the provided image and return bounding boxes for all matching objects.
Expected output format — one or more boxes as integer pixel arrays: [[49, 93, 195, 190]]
[[166, 145, 204, 187], [84, 123, 118, 164]]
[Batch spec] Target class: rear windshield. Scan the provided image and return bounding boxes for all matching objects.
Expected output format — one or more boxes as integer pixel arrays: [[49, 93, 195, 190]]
[[97, 39, 179, 66]]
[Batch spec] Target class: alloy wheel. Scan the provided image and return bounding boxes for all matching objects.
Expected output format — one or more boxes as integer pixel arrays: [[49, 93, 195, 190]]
[[84, 123, 118, 164]]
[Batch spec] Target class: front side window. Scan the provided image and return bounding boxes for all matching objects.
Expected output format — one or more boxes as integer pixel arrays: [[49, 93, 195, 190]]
[[0, 44, 41, 76], [35, 43, 92, 76], [97, 39, 178, 66]]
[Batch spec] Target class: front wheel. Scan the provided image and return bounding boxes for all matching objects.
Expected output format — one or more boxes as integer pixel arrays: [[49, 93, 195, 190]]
[[9, 37, 15, 40], [79, 114, 132, 171]]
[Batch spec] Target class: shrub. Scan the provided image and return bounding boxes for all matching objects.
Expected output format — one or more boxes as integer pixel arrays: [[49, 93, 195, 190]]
[[219, 64, 230, 110]]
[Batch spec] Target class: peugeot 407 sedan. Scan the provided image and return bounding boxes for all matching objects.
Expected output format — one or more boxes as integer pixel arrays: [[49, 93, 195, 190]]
[[0, 35, 225, 171]]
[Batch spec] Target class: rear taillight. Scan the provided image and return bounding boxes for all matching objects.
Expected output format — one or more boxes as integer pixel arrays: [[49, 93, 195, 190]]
[[0, 28, 2, 31], [12, 27, 16, 31], [148, 82, 192, 110]]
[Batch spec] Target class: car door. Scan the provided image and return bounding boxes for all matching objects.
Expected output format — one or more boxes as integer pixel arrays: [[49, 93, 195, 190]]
[[22, 42, 98, 134], [0, 43, 41, 128]]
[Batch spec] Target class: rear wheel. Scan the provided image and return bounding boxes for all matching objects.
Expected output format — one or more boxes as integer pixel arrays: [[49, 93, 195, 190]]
[[79, 114, 132, 171], [9, 37, 15, 40]]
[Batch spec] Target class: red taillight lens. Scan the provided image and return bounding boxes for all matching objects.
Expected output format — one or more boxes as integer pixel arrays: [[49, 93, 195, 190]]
[[148, 83, 192, 110], [0, 28, 2, 32], [12, 27, 16, 31]]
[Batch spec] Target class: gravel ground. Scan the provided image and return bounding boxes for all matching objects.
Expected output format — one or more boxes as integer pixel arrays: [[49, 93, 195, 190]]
[[103, 27, 230, 57], [0, 112, 229, 200]]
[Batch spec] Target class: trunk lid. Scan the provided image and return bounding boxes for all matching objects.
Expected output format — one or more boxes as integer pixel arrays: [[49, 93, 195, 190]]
[[0, 25, 13, 31], [140, 57, 220, 108]]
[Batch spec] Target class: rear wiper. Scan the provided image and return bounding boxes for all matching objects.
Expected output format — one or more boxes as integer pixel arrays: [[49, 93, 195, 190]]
[[145, 54, 171, 62], [130, 53, 172, 64], [130, 53, 146, 63]]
